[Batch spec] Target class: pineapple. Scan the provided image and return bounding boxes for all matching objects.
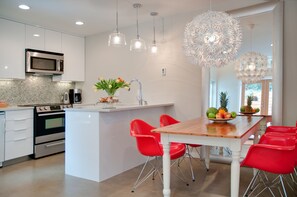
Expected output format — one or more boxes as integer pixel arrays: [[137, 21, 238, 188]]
[[218, 92, 229, 112], [245, 95, 253, 112]]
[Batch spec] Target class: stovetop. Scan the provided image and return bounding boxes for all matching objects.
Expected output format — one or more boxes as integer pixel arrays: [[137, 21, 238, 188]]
[[18, 103, 72, 113]]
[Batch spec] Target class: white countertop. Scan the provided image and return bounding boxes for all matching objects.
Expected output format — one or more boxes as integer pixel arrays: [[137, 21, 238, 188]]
[[0, 106, 34, 111], [66, 102, 174, 112]]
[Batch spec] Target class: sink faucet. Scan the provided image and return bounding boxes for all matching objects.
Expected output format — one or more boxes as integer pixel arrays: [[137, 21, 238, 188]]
[[129, 79, 144, 105]]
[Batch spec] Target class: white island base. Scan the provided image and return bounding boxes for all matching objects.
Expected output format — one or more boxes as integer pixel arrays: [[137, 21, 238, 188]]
[[65, 103, 174, 182]]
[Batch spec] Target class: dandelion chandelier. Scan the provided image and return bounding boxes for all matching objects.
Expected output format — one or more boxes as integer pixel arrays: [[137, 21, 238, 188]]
[[183, 10, 242, 67], [235, 24, 268, 83], [234, 52, 268, 83]]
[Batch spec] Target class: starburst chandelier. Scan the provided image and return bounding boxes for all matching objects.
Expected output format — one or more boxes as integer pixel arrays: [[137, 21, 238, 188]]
[[235, 52, 268, 83], [234, 24, 268, 83], [183, 9, 242, 67]]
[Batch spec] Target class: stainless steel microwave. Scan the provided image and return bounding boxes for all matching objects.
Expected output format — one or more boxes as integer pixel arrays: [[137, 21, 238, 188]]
[[25, 49, 64, 75]]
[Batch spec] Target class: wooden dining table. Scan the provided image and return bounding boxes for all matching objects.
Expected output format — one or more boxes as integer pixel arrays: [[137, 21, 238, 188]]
[[152, 115, 264, 197]]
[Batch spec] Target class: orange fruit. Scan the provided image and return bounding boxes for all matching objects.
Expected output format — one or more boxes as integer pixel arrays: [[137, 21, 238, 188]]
[[218, 109, 226, 114]]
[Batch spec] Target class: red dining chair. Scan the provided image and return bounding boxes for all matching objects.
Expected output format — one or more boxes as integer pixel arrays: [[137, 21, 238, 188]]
[[160, 114, 208, 182], [241, 134, 296, 197], [264, 125, 297, 189], [130, 119, 187, 192]]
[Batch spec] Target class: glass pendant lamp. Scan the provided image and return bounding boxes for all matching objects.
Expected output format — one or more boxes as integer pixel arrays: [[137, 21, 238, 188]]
[[130, 3, 146, 52], [108, 0, 126, 47], [150, 12, 158, 54]]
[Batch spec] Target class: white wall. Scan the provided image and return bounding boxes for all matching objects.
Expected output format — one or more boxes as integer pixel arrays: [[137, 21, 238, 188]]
[[215, 65, 241, 112], [283, 0, 297, 126], [78, 12, 202, 121]]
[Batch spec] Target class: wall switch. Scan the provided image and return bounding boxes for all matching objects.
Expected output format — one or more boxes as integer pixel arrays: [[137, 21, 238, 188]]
[[162, 68, 166, 76]]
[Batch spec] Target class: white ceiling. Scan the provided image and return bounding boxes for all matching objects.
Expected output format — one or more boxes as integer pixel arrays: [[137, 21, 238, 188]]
[[0, 0, 272, 37]]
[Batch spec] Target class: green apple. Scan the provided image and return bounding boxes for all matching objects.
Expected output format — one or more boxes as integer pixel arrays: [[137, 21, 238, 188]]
[[206, 107, 218, 117], [231, 111, 237, 118], [208, 113, 216, 118]]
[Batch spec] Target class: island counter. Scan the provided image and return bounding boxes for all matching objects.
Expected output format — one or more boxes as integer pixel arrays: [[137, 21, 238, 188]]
[[64, 103, 174, 182]]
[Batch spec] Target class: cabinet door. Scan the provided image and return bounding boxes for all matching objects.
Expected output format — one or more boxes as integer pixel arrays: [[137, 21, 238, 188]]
[[53, 34, 85, 82], [45, 30, 62, 52], [25, 25, 45, 50], [0, 19, 25, 79], [4, 109, 33, 161]]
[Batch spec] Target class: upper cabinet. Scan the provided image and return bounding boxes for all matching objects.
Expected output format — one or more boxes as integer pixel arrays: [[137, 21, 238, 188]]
[[25, 25, 62, 53], [53, 34, 85, 82], [25, 25, 45, 50], [45, 30, 62, 53], [0, 19, 26, 79], [0, 18, 85, 81]]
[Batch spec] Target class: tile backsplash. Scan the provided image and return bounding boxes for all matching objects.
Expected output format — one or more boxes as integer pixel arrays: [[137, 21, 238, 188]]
[[0, 75, 74, 105]]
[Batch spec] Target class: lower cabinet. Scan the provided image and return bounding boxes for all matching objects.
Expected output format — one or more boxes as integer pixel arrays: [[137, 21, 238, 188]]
[[5, 109, 33, 161]]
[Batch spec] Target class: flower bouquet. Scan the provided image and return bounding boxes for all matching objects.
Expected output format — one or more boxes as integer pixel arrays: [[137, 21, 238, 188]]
[[94, 77, 130, 103]]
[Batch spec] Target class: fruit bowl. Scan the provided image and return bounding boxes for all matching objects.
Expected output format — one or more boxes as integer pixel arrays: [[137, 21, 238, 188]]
[[208, 118, 235, 123], [239, 112, 257, 115]]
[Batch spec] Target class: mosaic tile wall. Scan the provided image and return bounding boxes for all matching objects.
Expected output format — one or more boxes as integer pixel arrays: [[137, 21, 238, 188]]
[[0, 75, 74, 105]]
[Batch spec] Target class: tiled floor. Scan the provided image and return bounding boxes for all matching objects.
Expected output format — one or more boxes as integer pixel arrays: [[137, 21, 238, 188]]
[[0, 153, 295, 197]]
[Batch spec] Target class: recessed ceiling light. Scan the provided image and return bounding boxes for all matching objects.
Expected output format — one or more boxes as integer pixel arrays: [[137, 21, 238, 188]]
[[33, 34, 40, 37], [270, 43, 273, 47], [18, 4, 30, 10], [75, 21, 84, 25]]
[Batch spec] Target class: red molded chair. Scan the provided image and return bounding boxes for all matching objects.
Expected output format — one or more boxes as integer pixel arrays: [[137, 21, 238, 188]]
[[264, 125, 297, 189], [160, 114, 208, 182], [130, 119, 187, 192], [241, 134, 296, 196]]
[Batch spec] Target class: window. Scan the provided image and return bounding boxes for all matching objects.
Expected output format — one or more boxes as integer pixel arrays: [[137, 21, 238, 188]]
[[241, 79, 272, 115]]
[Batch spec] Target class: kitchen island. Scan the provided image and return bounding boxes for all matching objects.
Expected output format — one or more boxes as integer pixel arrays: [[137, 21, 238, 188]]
[[64, 103, 174, 182]]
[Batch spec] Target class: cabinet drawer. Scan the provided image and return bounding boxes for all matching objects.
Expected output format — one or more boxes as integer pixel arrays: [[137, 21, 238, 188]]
[[6, 118, 32, 130], [5, 137, 33, 161], [5, 128, 33, 142], [5, 110, 33, 120]]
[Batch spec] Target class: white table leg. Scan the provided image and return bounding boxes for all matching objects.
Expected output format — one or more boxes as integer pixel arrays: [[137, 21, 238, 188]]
[[204, 145, 210, 170], [231, 150, 241, 197], [162, 139, 171, 197]]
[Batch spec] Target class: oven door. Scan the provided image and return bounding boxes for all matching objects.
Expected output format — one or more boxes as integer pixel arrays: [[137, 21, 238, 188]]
[[35, 111, 65, 144]]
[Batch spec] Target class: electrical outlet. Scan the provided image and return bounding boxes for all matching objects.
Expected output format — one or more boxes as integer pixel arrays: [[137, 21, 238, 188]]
[[162, 68, 166, 76]]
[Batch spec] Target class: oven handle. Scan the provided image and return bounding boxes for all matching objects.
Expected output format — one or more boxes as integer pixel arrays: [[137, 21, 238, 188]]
[[45, 140, 65, 147], [38, 112, 65, 117]]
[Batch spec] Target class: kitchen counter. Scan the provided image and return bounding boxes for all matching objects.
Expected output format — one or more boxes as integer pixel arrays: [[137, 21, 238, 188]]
[[67, 102, 174, 112], [64, 102, 174, 182], [0, 106, 34, 111]]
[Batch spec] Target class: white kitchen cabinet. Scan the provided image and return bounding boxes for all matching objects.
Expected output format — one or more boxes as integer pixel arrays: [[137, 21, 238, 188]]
[[25, 25, 45, 50], [26, 25, 62, 53], [4, 109, 33, 161], [45, 30, 62, 52], [0, 19, 25, 79], [53, 34, 85, 82]]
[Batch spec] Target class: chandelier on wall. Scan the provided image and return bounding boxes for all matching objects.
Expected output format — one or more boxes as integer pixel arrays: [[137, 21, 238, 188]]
[[183, 10, 242, 67], [234, 24, 268, 83]]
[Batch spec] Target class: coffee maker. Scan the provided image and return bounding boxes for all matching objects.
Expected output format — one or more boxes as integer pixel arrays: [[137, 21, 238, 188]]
[[69, 89, 82, 104]]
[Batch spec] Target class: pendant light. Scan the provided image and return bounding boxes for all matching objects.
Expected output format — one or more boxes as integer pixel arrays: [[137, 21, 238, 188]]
[[235, 24, 268, 83], [130, 3, 146, 52], [150, 12, 158, 54], [108, 0, 126, 47], [183, 0, 242, 67]]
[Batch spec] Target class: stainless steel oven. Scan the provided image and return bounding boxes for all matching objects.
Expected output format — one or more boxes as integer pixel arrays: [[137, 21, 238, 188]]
[[20, 103, 71, 158]]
